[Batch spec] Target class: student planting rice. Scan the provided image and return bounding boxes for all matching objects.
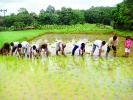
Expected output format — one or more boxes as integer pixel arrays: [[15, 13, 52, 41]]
[[106, 36, 118, 58], [56, 42, 66, 56], [30, 44, 39, 58], [10, 42, 19, 56], [17, 41, 29, 58], [0, 42, 10, 55], [91, 40, 106, 57], [72, 41, 85, 56], [125, 36, 132, 57]]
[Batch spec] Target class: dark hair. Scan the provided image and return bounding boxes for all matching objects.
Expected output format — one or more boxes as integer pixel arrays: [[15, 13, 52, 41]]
[[41, 44, 47, 49], [18, 44, 22, 48], [3, 42, 10, 50], [113, 36, 117, 41], [33, 45, 36, 50], [1, 42, 10, 54], [126, 36, 130, 40], [102, 41, 106, 45], [10, 42, 14, 46], [81, 43, 85, 50]]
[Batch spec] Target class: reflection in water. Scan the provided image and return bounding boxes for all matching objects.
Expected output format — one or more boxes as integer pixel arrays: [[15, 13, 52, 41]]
[[0, 56, 133, 100]]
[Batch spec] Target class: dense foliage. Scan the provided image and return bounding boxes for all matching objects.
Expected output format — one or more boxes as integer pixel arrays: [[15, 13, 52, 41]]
[[111, 0, 133, 30], [84, 6, 113, 25]]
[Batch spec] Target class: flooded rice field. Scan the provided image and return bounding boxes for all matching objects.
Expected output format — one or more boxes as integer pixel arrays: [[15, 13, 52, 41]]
[[0, 34, 133, 100], [30, 33, 133, 57]]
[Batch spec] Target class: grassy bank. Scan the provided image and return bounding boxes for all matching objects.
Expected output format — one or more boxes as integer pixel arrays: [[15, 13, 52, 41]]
[[0, 30, 47, 46]]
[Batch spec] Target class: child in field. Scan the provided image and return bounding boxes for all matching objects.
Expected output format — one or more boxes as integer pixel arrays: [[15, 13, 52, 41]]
[[91, 40, 106, 57], [30, 44, 39, 58], [56, 42, 66, 56], [10, 42, 19, 56], [106, 36, 118, 58], [72, 41, 85, 57], [125, 36, 132, 57]]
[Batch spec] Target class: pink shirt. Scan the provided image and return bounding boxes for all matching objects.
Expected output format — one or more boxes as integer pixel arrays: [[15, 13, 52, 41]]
[[125, 39, 132, 48]]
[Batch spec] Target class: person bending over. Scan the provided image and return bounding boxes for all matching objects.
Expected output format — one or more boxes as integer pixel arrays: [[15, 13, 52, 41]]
[[56, 42, 66, 56], [91, 40, 106, 57], [72, 41, 85, 57], [106, 36, 118, 58], [10, 42, 19, 56]]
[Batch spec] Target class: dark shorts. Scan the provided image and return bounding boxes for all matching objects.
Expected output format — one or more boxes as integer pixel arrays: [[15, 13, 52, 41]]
[[12, 47, 17, 52], [92, 44, 96, 51], [107, 45, 116, 53], [72, 45, 79, 55]]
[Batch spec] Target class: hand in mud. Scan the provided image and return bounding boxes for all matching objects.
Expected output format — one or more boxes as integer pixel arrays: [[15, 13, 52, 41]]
[[64, 55, 67, 57], [99, 56, 102, 59]]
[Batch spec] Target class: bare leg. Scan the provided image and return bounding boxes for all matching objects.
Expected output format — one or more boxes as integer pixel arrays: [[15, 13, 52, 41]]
[[113, 51, 116, 57], [127, 52, 129, 57], [91, 50, 94, 56], [56, 51, 58, 56], [106, 52, 109, 58], [125, 52, 127, 57]]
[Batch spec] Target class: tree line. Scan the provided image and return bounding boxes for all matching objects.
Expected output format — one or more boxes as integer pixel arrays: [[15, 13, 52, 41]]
[[0, 0, 132, 31]]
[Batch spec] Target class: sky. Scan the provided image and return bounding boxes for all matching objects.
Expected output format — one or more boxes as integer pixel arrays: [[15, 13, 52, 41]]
[[0, 0, 123, 16]]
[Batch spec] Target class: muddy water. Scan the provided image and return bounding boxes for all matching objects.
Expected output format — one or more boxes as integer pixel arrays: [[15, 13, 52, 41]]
[[0, 34, 133, 100], [30, 34, 133, 57]]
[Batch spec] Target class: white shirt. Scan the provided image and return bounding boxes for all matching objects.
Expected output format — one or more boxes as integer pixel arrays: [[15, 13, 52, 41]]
[[21, 41, 29, 49], [76, 41, 85, 50], [30, 44, 39, 52], [93, 40, 102, 49], [13, 42, 19, 47], [11, 42, 19, 51]]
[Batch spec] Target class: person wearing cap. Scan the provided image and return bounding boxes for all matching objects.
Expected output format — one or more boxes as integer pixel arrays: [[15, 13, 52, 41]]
[[10, 42, 19, 56], [125, 36, 132, 57], [91, 40, 106, 57], [72, 41, 85, 56], [17, 41, 29, 58], [30, 44, 39, 58], [39, 41, 49, 57], [106, 36, 119, 58], [56, 42, 66, 56]]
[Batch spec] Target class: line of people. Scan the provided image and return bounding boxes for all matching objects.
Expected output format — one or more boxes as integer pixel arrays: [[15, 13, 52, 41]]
[[0, 35, 132, 58]]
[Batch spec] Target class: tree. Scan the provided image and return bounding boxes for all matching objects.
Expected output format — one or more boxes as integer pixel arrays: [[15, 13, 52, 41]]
[[17, 8, 29, 14], [46, 5, 55, 13], [84, 6, 113, 25], [111, 0, 133, 30], [13, 22, 25, 28]]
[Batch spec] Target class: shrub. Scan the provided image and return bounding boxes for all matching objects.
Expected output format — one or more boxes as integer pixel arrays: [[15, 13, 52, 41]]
[[0, 27, 5, 31]]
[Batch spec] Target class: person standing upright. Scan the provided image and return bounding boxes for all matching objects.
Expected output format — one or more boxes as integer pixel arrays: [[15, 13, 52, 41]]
[[125, 36, 132, 57]]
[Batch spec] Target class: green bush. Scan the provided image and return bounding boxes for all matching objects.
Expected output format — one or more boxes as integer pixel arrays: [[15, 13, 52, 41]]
[[0, 27, 5, 31]]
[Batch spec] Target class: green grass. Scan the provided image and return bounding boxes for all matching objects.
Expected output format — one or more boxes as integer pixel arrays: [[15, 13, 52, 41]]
[[0, 30, 46, 46]]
